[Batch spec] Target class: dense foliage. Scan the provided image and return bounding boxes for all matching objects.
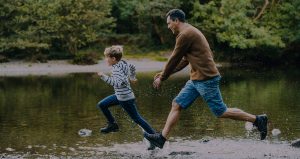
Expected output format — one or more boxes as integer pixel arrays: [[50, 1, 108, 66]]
[[0, 0, 299, 64], [191, 0, 300, 63], [1, 0, 114, 61]]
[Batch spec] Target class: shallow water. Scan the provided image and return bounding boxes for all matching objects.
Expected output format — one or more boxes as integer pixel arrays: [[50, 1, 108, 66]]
[[0, 67, 299, 158]]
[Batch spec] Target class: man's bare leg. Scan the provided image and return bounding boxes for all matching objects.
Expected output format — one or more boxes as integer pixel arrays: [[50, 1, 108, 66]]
[[161, 102, 182, 138], [143, 102, 182, 148], [219, 108, 256, 122], [220, 108, 268, 140]]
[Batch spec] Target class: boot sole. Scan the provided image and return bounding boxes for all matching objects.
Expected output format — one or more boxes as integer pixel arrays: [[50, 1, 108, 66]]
[[147, 145, 156, 150], [144, 135, 164, 149], [100, 129, 119, 134]]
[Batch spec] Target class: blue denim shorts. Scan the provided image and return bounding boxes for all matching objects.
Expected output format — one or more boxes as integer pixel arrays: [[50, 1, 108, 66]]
[[174, 75, 227, 117]]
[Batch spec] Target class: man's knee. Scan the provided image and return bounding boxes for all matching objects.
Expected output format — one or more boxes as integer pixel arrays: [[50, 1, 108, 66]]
[[207, 102, 228, 118], [171, 102, 182, 111], [215, 108, 230, 118], [218, 111, 227, 118]]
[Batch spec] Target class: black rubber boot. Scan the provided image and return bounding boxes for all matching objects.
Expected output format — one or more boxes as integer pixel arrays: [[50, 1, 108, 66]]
[[147, 143, 156, 150], [254, 114, 268, 140], [100, 122, 119, 133], [144, 132, 166, 149]]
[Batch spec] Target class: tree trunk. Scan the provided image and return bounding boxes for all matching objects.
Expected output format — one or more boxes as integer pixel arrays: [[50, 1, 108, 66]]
[[254, 0, 269, 21], [152, 17, 165, 44]]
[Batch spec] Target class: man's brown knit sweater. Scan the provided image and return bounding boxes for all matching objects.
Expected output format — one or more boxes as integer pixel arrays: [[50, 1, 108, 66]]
[[160, 23, 220, 81]]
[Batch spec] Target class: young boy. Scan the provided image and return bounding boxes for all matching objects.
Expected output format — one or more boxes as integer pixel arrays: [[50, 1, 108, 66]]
[[97, 45, 156, 150]]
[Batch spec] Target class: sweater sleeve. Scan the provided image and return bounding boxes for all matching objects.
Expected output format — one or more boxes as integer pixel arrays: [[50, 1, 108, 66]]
[[161, 33, 191, 81], [100, 67, 126, 88], [172, 57, 189, 74], [128, 63, 137, 81], [155, 57, 188, 79]]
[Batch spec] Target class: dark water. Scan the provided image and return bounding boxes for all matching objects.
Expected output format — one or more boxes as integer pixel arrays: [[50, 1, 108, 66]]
[[0, 67, 299, 158]]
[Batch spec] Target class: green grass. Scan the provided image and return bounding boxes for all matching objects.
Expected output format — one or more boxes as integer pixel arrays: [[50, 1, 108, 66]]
[[75, 46, 171, 62], [125, 50, 170, 61]]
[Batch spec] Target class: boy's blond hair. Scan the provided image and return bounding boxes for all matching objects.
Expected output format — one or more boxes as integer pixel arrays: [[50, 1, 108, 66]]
[[104, 45, 123, 61]]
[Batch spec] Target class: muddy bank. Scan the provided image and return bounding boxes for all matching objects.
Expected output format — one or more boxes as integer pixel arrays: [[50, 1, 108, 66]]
[[0, 59, 228, 76], [1, 138, 300, 158], [0, 59, 168, 76]]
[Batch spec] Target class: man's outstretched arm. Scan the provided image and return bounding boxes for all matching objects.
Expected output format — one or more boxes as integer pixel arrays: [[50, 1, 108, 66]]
[[154, 57, 188, 80], [160, 33, 191, 81]]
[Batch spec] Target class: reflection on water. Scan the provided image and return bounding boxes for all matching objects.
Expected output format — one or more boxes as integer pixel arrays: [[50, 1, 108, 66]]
[[0, 67, 299, 158]]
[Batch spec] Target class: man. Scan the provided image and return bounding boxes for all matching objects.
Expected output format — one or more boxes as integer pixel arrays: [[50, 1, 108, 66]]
[[144, 9, 268, 149]]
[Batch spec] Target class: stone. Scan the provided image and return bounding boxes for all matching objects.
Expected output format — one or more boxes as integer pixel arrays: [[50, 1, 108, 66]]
[[78, 128, 92, 137]]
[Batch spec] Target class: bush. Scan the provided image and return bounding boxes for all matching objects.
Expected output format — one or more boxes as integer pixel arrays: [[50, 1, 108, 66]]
[[97, 34, 158, 52], [48, 51, 74, 60], [0, 55, 9, 63], [28, 53, 48, 63], [72, 52, 101, 65]]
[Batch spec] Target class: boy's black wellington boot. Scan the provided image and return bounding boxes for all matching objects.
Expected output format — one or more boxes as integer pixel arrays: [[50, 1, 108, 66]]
[[100, 122, 119, 133]]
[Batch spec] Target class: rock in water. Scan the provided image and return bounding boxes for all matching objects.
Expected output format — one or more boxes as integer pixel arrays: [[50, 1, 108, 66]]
[[169, 151, 195, 156], [291, 139, 300, 148], [271, 129, 281, 136], [6, 148, 15, 152], [78, 129, 92, 137]]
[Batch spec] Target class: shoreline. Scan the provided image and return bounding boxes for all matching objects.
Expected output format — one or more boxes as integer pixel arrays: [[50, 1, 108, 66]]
[[1, 138, 300, 158], [0, 59, 167, 76], [0, 59, 227, 77]]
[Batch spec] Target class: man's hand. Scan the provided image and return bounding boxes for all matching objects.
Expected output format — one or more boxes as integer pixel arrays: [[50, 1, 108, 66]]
[[153, 77, 162, 89], [154, 72, 162, 80]]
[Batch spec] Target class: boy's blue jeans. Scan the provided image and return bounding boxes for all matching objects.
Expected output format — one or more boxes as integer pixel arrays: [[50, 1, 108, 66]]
[[97, 94, 155, 134]]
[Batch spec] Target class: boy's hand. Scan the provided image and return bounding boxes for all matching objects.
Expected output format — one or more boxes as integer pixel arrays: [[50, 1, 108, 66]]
[[97, 72, 104, 77], [130, 79, 138, 84]]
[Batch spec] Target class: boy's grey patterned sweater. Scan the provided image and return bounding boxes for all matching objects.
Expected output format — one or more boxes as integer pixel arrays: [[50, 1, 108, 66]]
[[100, 60, 137, 101]]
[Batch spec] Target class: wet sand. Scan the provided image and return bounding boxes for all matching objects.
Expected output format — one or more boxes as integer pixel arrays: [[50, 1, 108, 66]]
[[0, 59, 168, 76], [0, 59, 229, 76], [1, 138, 300, 158]]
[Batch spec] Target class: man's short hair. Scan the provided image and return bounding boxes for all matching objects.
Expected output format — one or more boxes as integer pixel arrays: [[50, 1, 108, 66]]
[[166, 9, 185, 22], [104, 45, 123, 61]]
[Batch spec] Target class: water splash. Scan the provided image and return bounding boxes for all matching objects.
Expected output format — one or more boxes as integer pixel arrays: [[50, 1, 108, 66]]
[[272, 129, 281, 136], [245, 122, 254, 131], [5, 148, 15, 152]]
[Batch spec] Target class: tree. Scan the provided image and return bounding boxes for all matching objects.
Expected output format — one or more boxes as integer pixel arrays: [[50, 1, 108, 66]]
[[111, 0, 181, 46], [0, 0, 115, 58], [191, 0, 285, 50], [0, 0, 50, 57], [261, 0, 300, 46], [52, 0, 115, 55]]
